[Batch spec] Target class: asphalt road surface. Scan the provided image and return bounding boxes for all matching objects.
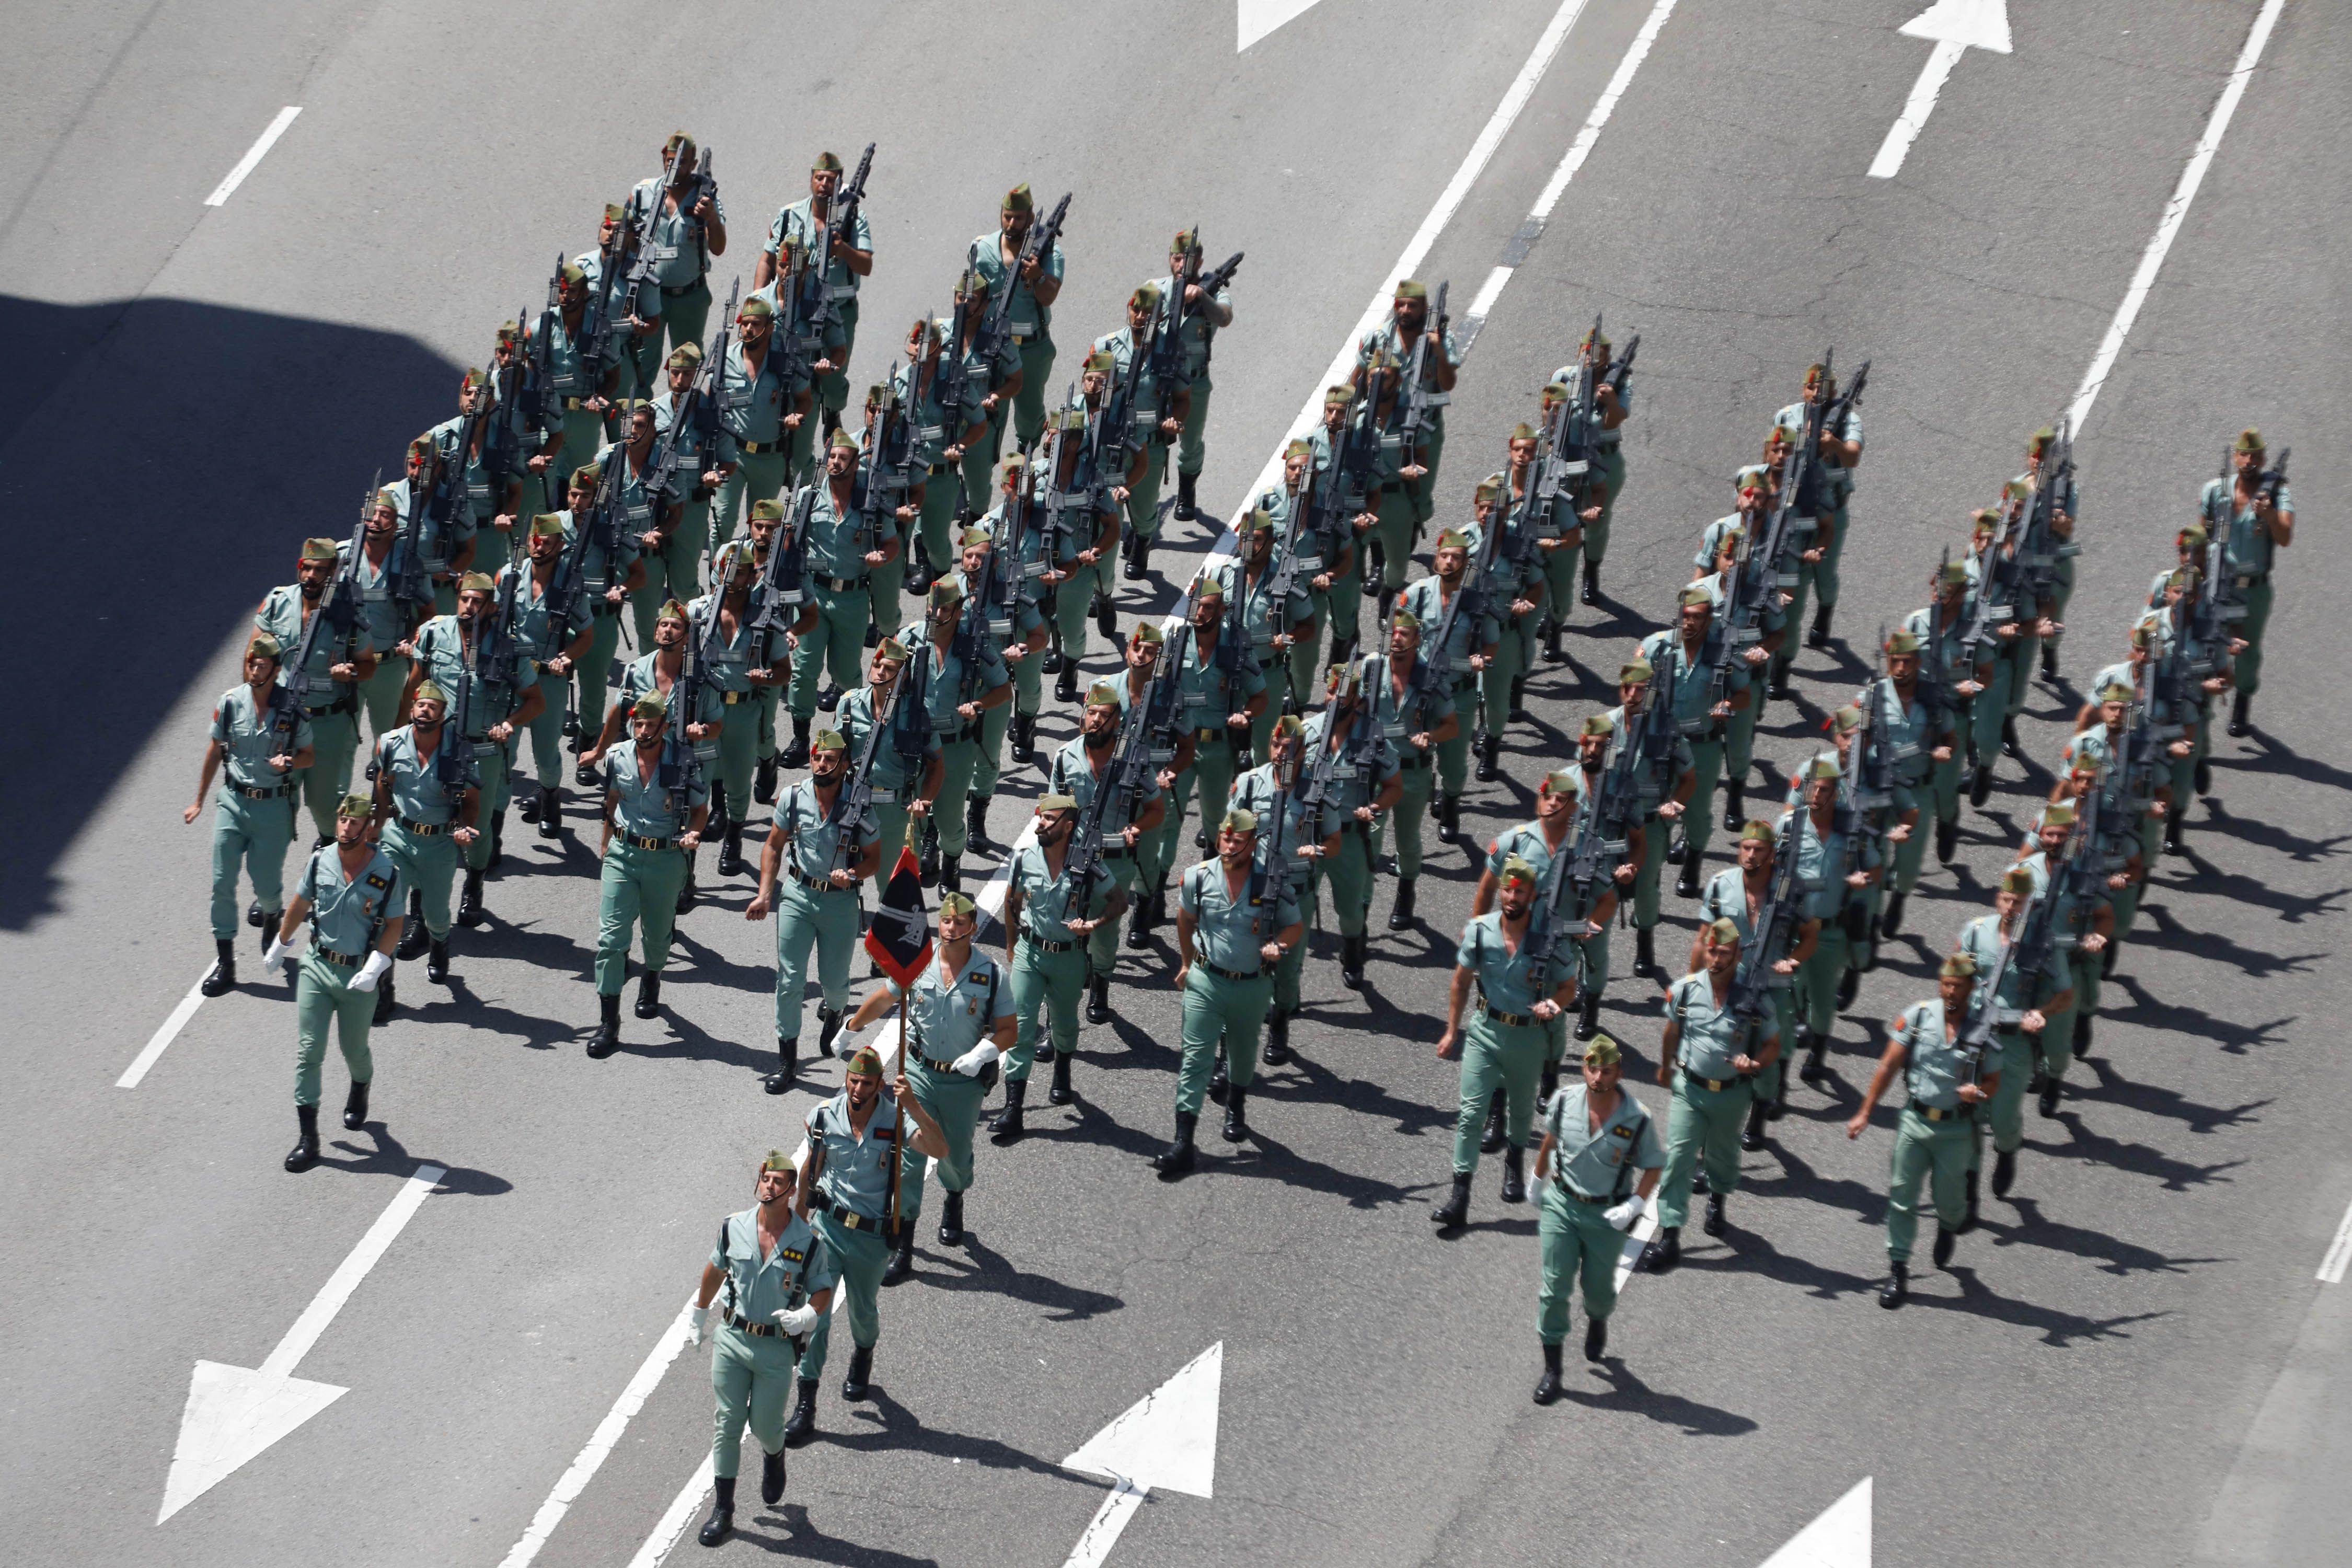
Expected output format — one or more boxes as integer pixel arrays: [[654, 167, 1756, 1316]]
[[5, 1, 2350, 1564]]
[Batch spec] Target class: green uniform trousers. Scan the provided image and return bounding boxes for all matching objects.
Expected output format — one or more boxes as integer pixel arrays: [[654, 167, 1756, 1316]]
[[1013, 337, 1056, 452], [912, 470, 962, 586], [788, 585, 873, 719], [1269, 872, 1313, 1014], [293, 949, 375, 1106], [1538, 1180, 1626, 1340], [1814, 501, 1849, 609], [1796, 925, 1853, 1039], [1723, 700, 1760, 794], [295, 708, 361, 844], [1327, 561, 1365, 661], [931, 739, 982, 860], [361, 656, 410, 742], [596, 839, 688, 993], [1050, 562, 1103, 669], [709, 1318, 804, 1479], [818, 298, 859, 418], [1134, 820, 1177, 907], [1978, 1033, 2035, 1161], [1177, 965, 1270, 1116], [633, 502, 710, 649], [575, 610, 625, 744], [1409, 423, 1447, 529], [800, 1213, 887, 1376], [773, 879, 860, 1043], [897, 1058, 985, 1215], [1886, 1106, 1973, 1260], [713, 697, 758, 823], [974, 697, 1015, 801], [1127, 441, 1171, 544], [2233, 574, 2274, 697], [1008, 938, 1088, 1080], [1371, 488, 1417, 594], [1385, 757, 1436, 878], [870, 547, 907, 642], [712, 449, 788, 554], [520, 670, 568, 793], [1747, 988, 1802, 1106], [1583, 445, 1625, 565], [463, 742, 508, 871], [211, 788, 296, 939], [1327, 824, 1376, 938], [1451, 1011, 1548, 1173], [381, 820, 459, 941], [1680, 737, 1727, 866], [1969, 657, 2015, 765], [1541, 537, 1582, 631], [1175, 375, 1210, 478], [1631, 811, 1669, 931], [1170, 737, 1240, 856], [1656, 1073, 1751, 1228]]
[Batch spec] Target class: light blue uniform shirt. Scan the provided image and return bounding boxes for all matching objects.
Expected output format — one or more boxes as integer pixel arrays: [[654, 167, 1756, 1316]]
[[1664, 970, 1770, 1080], [213, 684, 310, 789], [1894, 999, 1983, 1112], [1008, 840, 1115, 944], [710, 1207, 834, 1324], [1543, 1083, 1664, 1199], [805, 1090, 904, 1221], [628, 177, 725, 290], [893, 947, 1012, 1066], [296, 841, 401, 958], [770, 777, 880, 886], [373, 725, 467, 823], [604, 738, 708, 840], [967, 228, 1065, 339], [1180, 858, 1300, 974], [1459, 910, 1558, 1020]]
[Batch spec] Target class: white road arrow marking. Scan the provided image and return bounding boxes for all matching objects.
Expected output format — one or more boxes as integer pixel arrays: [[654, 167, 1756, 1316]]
[[158, 1163, 444, 1523], [1760, 1477, 1872, 1567], [1238, 0, 1327, 53], [1866, 0, 2010, 179], [1059, 1342, 1223, 1567]]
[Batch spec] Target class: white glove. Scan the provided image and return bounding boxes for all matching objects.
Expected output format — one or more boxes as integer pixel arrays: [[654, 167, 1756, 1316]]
[[349, 950, 392, 993], [259, 936, 290, 978], [951, 1043, 1001, 1079], [689, 1304, 709, 1346], [773, 1304, 820, 1336], [1604, 1193, 1647, 1232]]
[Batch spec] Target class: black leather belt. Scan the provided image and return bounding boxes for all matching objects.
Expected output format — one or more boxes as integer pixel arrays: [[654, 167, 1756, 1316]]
[[1477, 997, 1534, 1028], [229, 782, 293, 800], [594, 603, 621, 617], [562, 396, 590, 411], [1918, 1104, 1974, 1122], [1193, 726, 1229, 744], [397, 815, 450, 836], [624, 833, 678, 851], [815, 573, 868, 592], [739, 437, 787, 454], [305, 698, 354, 717], [917, 1053, 962, 1074], [1202, 959, 1260, 981], [1685, 1073, 1741, 1093], [1555, 1183, 1613, 1204], [792, 869, 841, 892], [310, 943, 363, 968], [661, 280, 705, 298], [724, 1312, 784, 1336], [721, 690, 750, 704], [811, 1195, 890, 1231], [1024, 936, 1078, 953], [1396, 753, 1432, 770]]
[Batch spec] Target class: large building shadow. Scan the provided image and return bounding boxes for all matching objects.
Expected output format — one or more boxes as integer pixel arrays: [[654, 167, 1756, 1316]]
[[0, 292, 466, 929]]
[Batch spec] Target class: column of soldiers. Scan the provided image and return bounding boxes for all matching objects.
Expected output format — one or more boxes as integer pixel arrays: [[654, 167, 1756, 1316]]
[[183, 135, 2295, 1491]]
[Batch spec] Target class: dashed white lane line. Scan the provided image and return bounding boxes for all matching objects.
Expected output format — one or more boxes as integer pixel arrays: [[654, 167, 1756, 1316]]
[[117, 974, 210, 1088], [2319, 1193, 2352, 1285], [204, 106, 301, 207], [2066, 0, 2286, 435]]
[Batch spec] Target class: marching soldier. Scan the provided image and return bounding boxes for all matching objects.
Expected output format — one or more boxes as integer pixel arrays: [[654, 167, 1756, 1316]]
[[788, 1047, 948, 1442], [586, 693, 710, 1056], [1305, 386, 1380, 668], [1847, 954, 1996, 1309], [187, 635, 314, 996], [625, 132, 728, 386], [1692, 821, 1811, 1146], [996, 792, 1134, 1137], [367, 682, 477, 992], [1361, 352, 1428, 620], [1099, 284, 1192, 583], [1550, 327, 1630, 607], [1565, 713, 1647, 1036], [1158, 810, 1306, 1175], [423, 368, 514, 578], [577, 201, 664, 403], [1227, 716, 1342, 1067], [2017, 425, 2079, 684], [843, 890, 1014, 1280], [639, 342, 716, 650], [688, 1151, 833, 1548], [2011, 800, 2112, 1115], [1641, 584, 1745, 898], [959, 523, 1046, 851], [688, 538, 777, 880], [1032, 385, 1128, 699], [950, 273, 1026, 510], [1531, 1035, 1662, 1399], [1775, 360, 1864, 649], [348, 491, 415, 739], [1355, 279, 1459, 545], [583, 598, 718, 780], [759, 151, 874, 434], [1469, 463, 1551, 781], [596, 397, 681, 650], [1218, 508, 1315, 760], [1374, 609, 1459, 930], [1862, 629, 1955, 940], [1638, 919, 1778, 1272], [1152, 228, 1235, 522], [501, 515, 595, 840], [747, 731, 883, 1091], [2203, 428, 2293, 735], [966, 183, 1066, 454], [886, 317, 989, 593], [1116, 623, 1192, 947], [784, 432, 903, 769], [260, 793, 401, 1171], [257, 538, 377, 846], [1161, 579, 1267, 856], [1303, 658, 1404, 989], [901, 574, 1013, 892], [404, 572, 545, 927], [1963, 503, 2053, 808], [1693, 504, 1781, 833], [1784, 756, 1879, 1085], [530, 258, 616, 492], [1039, 678, 1168, 1036], [1431, 855, 1578, 1230], [1902, 557, 1982, 864], [709, 294, 812, 553], [1261, 439, 1342, 691], [1397, 528, 1499, 840], [1600, 657, 1697, 984], [388, 432, 480, 617], [1528, 380, 1601, 659], [1953, 867, 2069, 1210], [550, 461, 646, 786], [835, 638, 943, 877]]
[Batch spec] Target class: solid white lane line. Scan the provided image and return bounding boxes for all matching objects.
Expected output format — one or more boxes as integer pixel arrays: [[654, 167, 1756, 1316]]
[[1233, 0, 1598, 509], [495, 1297, 702, 1568], [1461, 0, 1682, 351], [629, 1454, 716, 1568], [117, 974, 209, 1088], [204, 106, 301, 207], [2066, 0, 2287, 435], [260, 1163, 446, 1378], [1867, 39, 1968, 179], [2320, 1193, 2352, 1285]]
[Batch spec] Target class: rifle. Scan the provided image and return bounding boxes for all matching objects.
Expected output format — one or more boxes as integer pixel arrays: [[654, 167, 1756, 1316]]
[[543, 458, 618, 662], [1412, 481, 1503, 732], [809, 143, 874, 341], [435, 646, 479, 794], [987, 463, 1043, 646], [1148, 232, 1200, 390], [482, 321, 527, 490], [1828, 649, 1896, 939], [1066, 693, 1152, 897], [1957, 887, 2042, 1087], [1600, 331, 1640, 400], [2015, 416, 2076, 616], [1140, 599, 1199, 774], [750, 482, 815, 672], [1954, 482, 2026, 677], [1173, 245, 1244, 378], [680, 146, 717, 272], [268, 544, 347, 752], [1727, 811, 1808, 1058], [973, 192, 1070, 367], [577, 215, 625, 385], [1393, 280, 1450, 512], [645, 277, 737, 522], [1559, 316, 1602, 481], [835, 644, 924, 880], [933, 268, 981, 453], [529, 264, 565, 428], [389, 449, 438, 622], [1916, 550, 1953, 727], [477, 566, 524, 696], [666, 589, 732, 794]]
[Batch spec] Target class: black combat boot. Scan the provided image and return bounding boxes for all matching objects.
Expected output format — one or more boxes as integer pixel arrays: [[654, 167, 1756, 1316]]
[[1208, 1053, 1229, 1105], [519, 785, 541, 825], [1581, 561, 1600, 606], [1341, 933, 1367, 989], [1049, 1051, 1073, 1105], [537, 785, 563, 839], [1538, 1062, 1559, 1108], [2073, 1014, 2094, 1059], [882, 1224, 915, 1285], [1431, 1172, 1471, 1231], [562, 706, 580, 740], [1534, 1341, 1564, 1404], [1640, 1226, 1680, 1273], [201, 938, 238, 997], [1387, 877, 1417, 930], [1124, 531, 1152, 581], [2163, 812, 2185, 856], [248, 898, 266, 929], [1835, 964, 1859, 1009], [906, 537, 935, 596], [284, 1103, 322, 1172], [1807, 603, 1834, 650], [458, 870, 486, 928], [1721, 782, 1746, 835], [841, 1344, 874, 1400], [488, 809, 505, 870], [1127, 901, 1151, 950], [764, 1037, 798, 1094], [942, 854, 963, 894], [782, 716, 812, 769], [1508, 674, 1528, 722], [760, 1446, 787, 1506], [1499, 1145, 1527, 1204], [817, 1008, 845, 1057], [1795, 1030, 1825, 1083], [426, 939, 451, 984], [1094, 588, 1117, 640], [677, 852, 700, 915], [782, 1379, 820, 1446], [2194, 757, 2212, 797], [938, 1190, 965, 1247], [1881, 891, 1907, 938], [1575, 989, 1601, 1041], [1675, 848, 1700, 899], [1768, 664, 1791, 701], [373, 973, 396, 1023], [1740, 1096, 1769, 1151], [1174, 471, 1198, 521], [1968, 760, 1994, 808], [1703, 1191, 1727, 1236], [919, 823, 941, 886], [754, 754, 779, 806], [1439, 793, 1461, 841], [1474, 731, 1500, 782], [588, 991, 621, 1058], [1154, 1111, 1198, 1178], [1086, 973, 1111, 1024], [2040, 640, 2061, 684], [1583, 1316, 1608, 1363], [342, 1079, 370, 1132], [1012, 713, 1037, 762], [634, 972, 662, 1020], [966, 797, 996, 857], [1932, 1224, 1957, 1270], [1055, 661, 1080, 703], [1991, 1148, 2017, 1198], [1479, 1088, 1508, 1154], [1878, 1260, 1909, 1309], [1263, 1010, 1291, 1066], [1959, 1167, 1981, 1234], [398, 891, 429, 959], [1935, 817, 1957, 863], [718, 823, 745, 877], [990, 1079, 1028, 1142], [1542, 623, 1566, 664], [698, 1477, 736, 1547], [2228, 693, 2251, 736], [2001, 715, 2024, 762], [1221, 1086, 1249, 1143], [2038, 1077, 2062, 1117], [1634, 927, 1657, 978]]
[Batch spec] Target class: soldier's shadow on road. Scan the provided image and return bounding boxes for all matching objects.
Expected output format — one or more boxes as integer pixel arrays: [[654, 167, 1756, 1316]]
[[910, 1235, 1123, 1322], [2099, 973, 2293, 1058], [2220, 732, 2352, 795], [1917, 1266, 2171, 1348], [2194, 797, 2351, 864], [2129, 900, 2325, 981], [1985, 1196, 2230, 1280], [747, 1500, 940, 1565], [316, 1124, 511, 1195], [1678, 1226, 1877, 1301], [819, 1386, 1098, 1490], [1560, 1360, 1758, 1437], [2067, 1054, 2270, 1136]]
